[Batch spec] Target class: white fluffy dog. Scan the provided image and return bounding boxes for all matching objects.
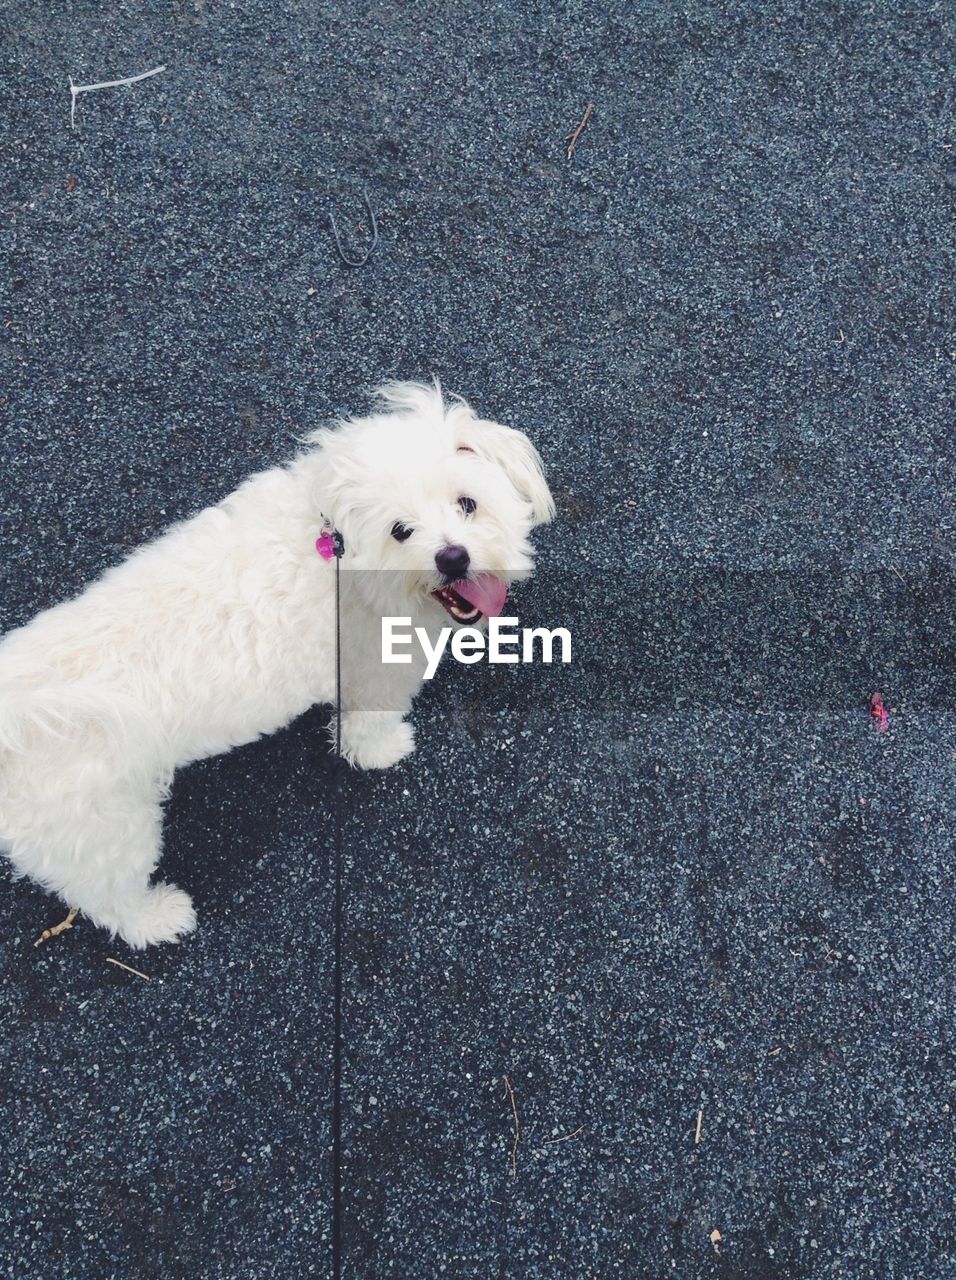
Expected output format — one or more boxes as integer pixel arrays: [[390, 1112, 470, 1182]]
[[0, 383, 553, 947]]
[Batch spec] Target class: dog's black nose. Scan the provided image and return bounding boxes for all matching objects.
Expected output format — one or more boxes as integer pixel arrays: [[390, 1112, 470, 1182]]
[[435, 544, 470, 580]]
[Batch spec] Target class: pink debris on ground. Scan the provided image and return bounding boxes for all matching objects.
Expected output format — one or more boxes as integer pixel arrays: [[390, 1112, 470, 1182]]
[[869, 692, 890, 732]]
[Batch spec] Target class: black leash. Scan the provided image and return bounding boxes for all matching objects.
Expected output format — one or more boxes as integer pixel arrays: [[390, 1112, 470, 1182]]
[[330, 527, 345, 1277]]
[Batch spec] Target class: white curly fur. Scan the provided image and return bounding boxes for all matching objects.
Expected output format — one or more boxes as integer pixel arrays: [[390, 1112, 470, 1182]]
[[0, 383, 553, 947]]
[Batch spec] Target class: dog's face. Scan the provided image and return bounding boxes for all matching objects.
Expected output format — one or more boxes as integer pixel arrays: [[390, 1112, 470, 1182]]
[[311, 382, 554, 623]]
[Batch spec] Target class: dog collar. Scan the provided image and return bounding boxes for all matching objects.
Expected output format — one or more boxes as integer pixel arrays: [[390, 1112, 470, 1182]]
[[316, 519, 345, 561]]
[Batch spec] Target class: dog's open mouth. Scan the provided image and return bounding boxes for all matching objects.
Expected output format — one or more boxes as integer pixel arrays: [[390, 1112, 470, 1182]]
[[432, 584, 484, 624], [431, 573, 508, 624]]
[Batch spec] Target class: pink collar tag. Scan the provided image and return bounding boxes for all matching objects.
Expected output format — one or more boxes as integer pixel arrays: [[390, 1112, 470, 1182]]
[[316, 531, 337, 561]]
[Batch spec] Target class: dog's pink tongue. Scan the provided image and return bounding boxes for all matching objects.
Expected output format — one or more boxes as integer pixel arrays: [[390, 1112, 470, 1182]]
[[453, 574, 508, 618]]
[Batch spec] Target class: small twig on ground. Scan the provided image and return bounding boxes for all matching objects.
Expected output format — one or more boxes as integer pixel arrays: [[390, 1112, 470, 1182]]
[[329, 191, 380, 267], [34, 906, 79, 947], [106, 957, 151, 981], [69, 65, 166, 129], [542, 1125, 585, 1146], [889, 565, 907, 586], [566, 102, 594, 160], [694, 1108, 703, 1145], [503, 1075, 520, 1179]]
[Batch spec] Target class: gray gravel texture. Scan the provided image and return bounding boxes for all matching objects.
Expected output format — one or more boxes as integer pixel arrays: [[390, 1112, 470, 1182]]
[[1, 2, 954, 1278]]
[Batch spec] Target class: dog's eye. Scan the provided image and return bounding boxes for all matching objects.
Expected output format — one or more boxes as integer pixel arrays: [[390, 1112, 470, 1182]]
[[458, 496, 477, 515], [391, 522, 414, 542]]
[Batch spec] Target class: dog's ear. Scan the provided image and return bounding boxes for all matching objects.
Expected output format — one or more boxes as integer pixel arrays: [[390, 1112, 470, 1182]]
[[305, 426, 360, 534], [457, 417, 555, 527]]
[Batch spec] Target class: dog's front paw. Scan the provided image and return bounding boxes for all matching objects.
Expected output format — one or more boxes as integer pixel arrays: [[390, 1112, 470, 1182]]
[[342, 717, 415, 770]]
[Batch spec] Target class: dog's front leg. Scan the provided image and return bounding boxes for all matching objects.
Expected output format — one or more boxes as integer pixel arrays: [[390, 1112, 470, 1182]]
[[333, 610, 425, 768], [337, 708, 416, 769]]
